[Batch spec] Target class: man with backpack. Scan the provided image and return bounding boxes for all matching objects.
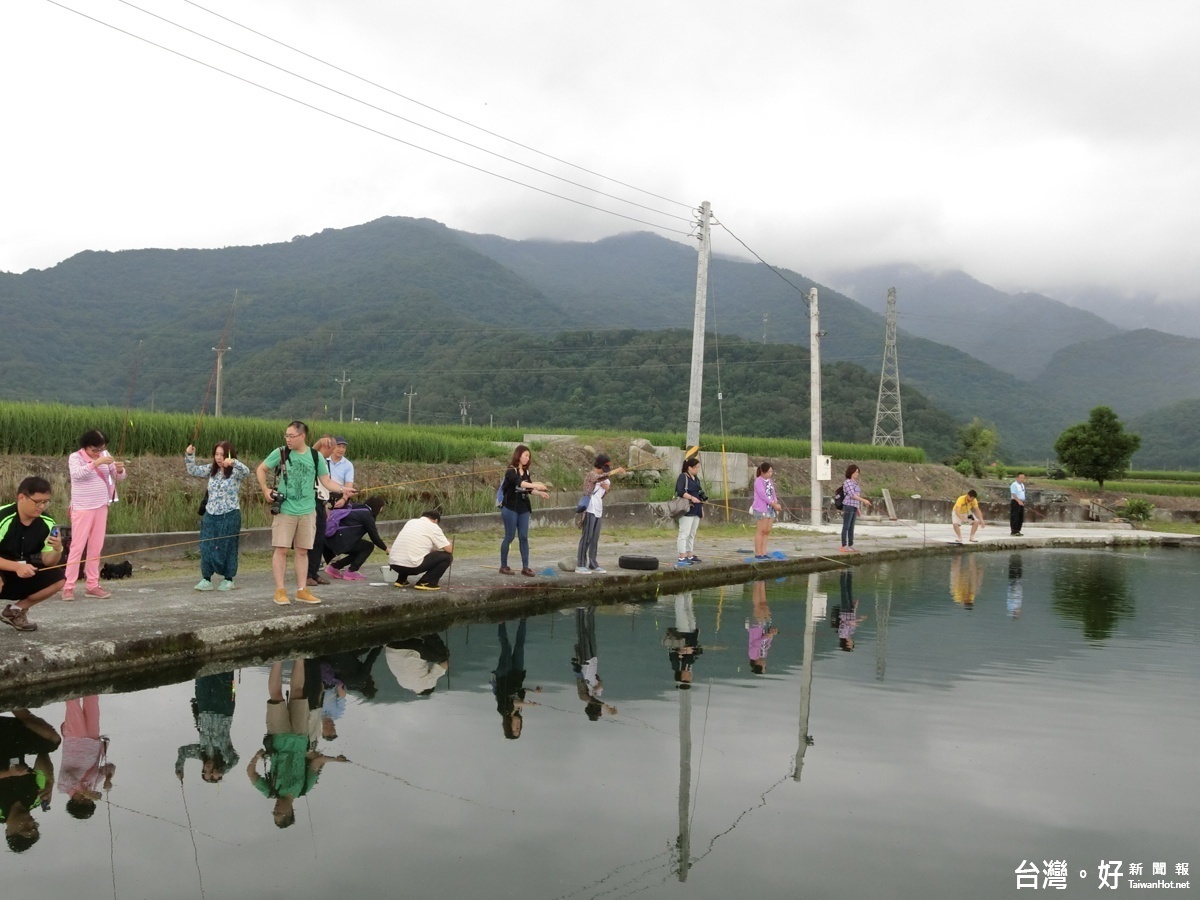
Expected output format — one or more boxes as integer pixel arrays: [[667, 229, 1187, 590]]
[[256, 421, 352, 606]]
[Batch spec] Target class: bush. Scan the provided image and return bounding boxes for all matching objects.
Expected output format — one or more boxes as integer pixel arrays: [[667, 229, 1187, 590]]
[[954, 459, 975, 478], [1120, 498, 1155, 526]]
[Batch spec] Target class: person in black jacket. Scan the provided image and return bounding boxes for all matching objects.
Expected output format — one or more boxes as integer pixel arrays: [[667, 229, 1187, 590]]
[[323, 496, 388, 582]]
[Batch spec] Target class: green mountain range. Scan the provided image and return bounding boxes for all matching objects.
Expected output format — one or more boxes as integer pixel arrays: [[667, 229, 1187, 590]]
[[2, 215, 1196, 466]]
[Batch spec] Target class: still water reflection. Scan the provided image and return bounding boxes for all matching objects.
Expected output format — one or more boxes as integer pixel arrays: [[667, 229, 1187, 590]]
[[2, 548, 1196, 898]]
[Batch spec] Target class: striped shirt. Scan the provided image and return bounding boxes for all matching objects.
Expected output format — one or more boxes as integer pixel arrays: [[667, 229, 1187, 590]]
[[842, 478, 863, 510], [68, 449, 126, 510]]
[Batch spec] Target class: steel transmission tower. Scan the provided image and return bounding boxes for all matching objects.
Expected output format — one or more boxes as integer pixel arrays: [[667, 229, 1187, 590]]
[[872, 287, 905, 446]]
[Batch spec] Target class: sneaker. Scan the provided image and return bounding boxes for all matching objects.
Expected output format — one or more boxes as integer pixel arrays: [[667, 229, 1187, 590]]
[[61, 587, 75, 601], [754, 555, 769, 561], [393, 580, 409, 588], [2, 606, 37, 632], [325, 566, 344, 580], [590, 567, 607, 574], [574, 567, 592, 574], [846, 547, 860, 553], [687, 556, 702, 564], [413, 583, 440, 592], [1012, 532, 1024, 537], [839, 547, 852, 553], [273, 589, 291, 605], [342, 571, 366, 581], [195, 579, 214, 591], [676, 558, 691, 567], [218, 579, 234, 591], [85, 586, 112, 599], [295, 589, 322, 604]]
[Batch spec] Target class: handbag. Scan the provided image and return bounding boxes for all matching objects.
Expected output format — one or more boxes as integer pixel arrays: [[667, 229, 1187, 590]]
[[575, 494, 589, 513], [666, 496, 691, 519], [197, 491, 209, 517]]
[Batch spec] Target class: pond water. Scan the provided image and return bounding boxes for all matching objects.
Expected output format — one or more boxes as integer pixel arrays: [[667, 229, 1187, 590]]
[[2, 548, 1196, 898]]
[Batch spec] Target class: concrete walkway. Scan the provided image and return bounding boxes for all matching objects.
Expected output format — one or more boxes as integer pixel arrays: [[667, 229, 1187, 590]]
[[3, 517, 1196, 705]]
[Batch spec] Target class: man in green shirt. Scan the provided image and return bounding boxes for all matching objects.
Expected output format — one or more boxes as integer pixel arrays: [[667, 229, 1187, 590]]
[[257, 421, 351, 606]]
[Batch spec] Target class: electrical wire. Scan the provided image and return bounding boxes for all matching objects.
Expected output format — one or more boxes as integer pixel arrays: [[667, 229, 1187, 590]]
[[108, 0, 691, 225], [178, 0, 693, 211], [41, 0, 694, 237]]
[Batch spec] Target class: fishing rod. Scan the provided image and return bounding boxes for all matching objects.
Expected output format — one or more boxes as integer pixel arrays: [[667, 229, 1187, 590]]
[[117, 339, 143, 460]]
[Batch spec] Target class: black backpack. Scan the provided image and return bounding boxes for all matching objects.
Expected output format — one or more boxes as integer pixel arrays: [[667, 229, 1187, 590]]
[[832, 485, 845, 511], [274, 446, 321, 497]]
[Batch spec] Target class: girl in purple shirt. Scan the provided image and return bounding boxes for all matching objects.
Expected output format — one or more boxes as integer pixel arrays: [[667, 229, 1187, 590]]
[[750, 461, 783, 560]]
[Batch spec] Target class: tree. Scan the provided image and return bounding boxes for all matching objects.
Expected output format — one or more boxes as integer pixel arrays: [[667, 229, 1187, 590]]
[[952, 417, 997, 477], [1054, 406, 1140, 490]]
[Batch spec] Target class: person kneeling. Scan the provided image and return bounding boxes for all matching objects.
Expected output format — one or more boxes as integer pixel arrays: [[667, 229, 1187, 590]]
[[323, 496, 388, 582], [388, 510, 453, 592], [1, 477, 67, 633]]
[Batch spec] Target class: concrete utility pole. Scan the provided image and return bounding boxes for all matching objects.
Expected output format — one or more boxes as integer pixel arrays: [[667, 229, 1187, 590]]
[[685, 201, 711, 451], [809, 287, 823, 526], [459, 398, 470, 427], [404, 386, 417, 425], [872, 287, 905, 446], [335, 371, 351, 422]]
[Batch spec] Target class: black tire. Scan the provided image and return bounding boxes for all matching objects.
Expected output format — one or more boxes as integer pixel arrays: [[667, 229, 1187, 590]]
[[618, 555, 659, 571]]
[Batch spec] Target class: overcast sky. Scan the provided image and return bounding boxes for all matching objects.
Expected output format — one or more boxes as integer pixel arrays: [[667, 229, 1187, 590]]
[[4, 0, 1199, 311]]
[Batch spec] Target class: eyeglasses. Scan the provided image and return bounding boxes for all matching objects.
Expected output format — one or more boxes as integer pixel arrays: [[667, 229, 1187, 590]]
[[24, 497, 51, 508], [284, 432, 301, 440]]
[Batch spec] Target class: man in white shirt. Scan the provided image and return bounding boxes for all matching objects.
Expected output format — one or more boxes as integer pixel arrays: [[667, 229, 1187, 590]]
[[1009, 472, 1027, 536], [327, 438, 355, 494], [388, 511, 453, 591]]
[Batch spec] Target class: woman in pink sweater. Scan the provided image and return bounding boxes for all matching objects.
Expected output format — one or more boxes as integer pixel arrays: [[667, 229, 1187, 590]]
[[64, 429, 126, 600]]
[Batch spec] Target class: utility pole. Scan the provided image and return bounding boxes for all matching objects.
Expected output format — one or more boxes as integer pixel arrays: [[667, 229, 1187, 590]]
[[459, 398, 470, 427], [404, 386, 417, 425], [685, 201, 712, 451], [212, 339, 231, 417], [335, 370, 351, 422], [872, 287, 905, 446], [762, 312, 768, 344], [809, 287, 824, 526]]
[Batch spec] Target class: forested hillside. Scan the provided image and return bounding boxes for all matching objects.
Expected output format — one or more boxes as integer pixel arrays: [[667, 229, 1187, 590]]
[[5, 215, 1189, 462]]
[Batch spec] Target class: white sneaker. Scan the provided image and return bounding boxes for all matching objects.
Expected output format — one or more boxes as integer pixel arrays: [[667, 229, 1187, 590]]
[[574, 567, 591, 574], [589, 567, 607, 574]]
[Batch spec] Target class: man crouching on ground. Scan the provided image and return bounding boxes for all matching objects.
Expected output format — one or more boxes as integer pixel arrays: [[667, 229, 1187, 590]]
[[0, 477, 66, 632], [388, 510, 453, 591]]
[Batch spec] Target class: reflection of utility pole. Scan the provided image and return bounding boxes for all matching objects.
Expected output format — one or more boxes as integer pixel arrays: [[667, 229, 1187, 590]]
[[676, 683, 693, 881], [795, 573, 818, 782], [212, 340, 231, 417], [875, 574, 892, 682], [404, 386, 417, 425], [335, 371, 351, 422], [458, 397, 470, 426]]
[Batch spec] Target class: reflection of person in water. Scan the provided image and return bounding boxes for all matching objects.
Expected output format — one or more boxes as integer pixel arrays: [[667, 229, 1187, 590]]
[[1007, 554, 1023, 618], [572, 606, 617, 720], [177, 672, 239, 784], [58, 696, 114, 819], [662, 592, 704, 688], [492, 619, 541, 739], [386, 635, 450, 697], [0, 709, 60, 852], [950, 555, 984, 609], [746, 580, 779, 674], [837, 570, 868, 651], [319, 647, 383, 701], [247, 659, 347, 828]]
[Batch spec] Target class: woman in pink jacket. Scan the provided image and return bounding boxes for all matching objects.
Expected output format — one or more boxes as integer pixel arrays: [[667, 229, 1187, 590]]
[[64, 429, 126, 600]]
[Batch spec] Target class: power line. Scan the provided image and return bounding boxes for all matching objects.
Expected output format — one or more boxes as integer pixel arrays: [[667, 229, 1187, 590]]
[[178, 0, 694, 212], [711, 219, 812, 308], [107, 0, 691, 225], [42, 0, 693, 237]]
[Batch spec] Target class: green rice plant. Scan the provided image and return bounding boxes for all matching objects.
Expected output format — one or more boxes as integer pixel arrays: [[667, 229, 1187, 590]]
[[634, 431, 925, 464], [0, 401, 513, 463], [1056, 480, 1200, 498]]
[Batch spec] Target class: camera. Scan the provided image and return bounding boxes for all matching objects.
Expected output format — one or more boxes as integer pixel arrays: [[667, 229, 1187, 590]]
[[269, 490, 284, 515]]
